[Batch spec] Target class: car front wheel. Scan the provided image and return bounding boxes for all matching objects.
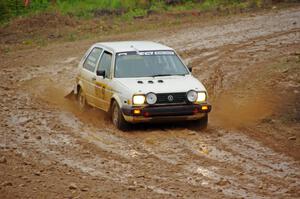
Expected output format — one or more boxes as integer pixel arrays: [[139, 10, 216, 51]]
[[111, 101, 130, 131], [189, 114, 208, 131]]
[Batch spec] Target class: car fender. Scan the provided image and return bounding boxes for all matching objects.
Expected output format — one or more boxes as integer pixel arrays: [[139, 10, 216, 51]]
[[111, 93, 123, 110]]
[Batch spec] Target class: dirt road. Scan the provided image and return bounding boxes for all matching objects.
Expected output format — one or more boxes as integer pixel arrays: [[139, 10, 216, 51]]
[[0, 7, 300, 199]]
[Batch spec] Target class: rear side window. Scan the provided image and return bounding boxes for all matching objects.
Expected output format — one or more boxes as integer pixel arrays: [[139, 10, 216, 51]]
[[83, 48, 103, 72], [98, 51, 112, 78]]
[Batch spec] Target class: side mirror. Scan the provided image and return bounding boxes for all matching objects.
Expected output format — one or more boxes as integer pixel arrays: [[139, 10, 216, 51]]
[[96, 70, 105, 77], [188, 66, 193, 72]]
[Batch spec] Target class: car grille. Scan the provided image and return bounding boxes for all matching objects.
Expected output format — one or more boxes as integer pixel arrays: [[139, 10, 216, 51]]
[[156, 92, 187, 104]]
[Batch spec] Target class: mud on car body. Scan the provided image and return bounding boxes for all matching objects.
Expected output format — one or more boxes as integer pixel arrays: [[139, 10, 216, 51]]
[[74, 41, 211, 130]]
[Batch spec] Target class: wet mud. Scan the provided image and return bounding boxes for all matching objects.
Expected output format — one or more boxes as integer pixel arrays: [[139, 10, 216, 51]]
[[0, 7, 300, 199]]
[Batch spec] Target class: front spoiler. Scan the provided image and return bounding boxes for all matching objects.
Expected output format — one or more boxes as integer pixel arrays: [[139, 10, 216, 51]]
[[121, 104, 211, 123]]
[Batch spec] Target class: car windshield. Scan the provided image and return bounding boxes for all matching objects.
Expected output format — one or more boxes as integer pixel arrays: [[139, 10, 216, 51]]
[[115, 51, 189, 78]]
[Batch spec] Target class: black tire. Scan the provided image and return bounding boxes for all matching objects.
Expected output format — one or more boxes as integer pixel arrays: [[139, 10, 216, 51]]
[[77, 88, 87, 111], [111, 101, 130, 131], [189, 114, 208, 131]]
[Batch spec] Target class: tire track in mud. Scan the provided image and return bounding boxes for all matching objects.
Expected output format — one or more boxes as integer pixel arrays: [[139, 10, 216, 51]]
[[3, 78, 300, 198], [134, 128, 300, 198], [1, 8, 300, 199], [182, 29, 300, 97], [5, 80, 296, 198], [2, 104, 209, 197], [158, 8, 300, 50]]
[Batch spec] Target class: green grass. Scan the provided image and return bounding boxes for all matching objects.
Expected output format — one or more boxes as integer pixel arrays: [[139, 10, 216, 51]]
[[56, 0, 152, 19], [57, 0, 120, 17], [168, 0, 259, 12], [0, 0, 294, 23], [0, 0, 154, 21]]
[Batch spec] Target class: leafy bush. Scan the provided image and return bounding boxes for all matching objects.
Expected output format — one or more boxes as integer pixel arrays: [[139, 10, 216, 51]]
[[0, 0, 10, 20], [0, 0, 50, 21]]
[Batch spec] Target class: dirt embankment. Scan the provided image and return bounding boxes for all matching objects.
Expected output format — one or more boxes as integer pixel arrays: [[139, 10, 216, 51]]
[[0, 7, 300, 199]]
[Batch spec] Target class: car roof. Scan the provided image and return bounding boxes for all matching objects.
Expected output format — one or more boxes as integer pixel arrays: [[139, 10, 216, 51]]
[[94, 41, 173, 53]]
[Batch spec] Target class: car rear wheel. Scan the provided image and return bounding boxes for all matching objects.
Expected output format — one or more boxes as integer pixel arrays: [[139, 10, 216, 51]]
[[78, 89, 87, 111], [111, 101, 130, 131]]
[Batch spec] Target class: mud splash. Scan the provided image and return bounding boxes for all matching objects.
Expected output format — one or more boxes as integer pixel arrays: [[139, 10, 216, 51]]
[[211, 91, 274, 128], [21, 76, 109, 129]]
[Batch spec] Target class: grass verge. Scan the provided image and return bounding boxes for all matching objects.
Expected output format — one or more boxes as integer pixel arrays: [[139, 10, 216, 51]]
[[1, 0, 296, 23]]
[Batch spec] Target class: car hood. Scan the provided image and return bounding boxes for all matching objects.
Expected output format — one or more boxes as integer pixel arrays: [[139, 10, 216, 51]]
[[114, 75, 206, 94]]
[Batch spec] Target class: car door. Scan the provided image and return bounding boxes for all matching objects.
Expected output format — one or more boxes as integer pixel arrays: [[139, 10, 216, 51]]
[[80, 47, 103, 106], [94, 50, 114, 111]]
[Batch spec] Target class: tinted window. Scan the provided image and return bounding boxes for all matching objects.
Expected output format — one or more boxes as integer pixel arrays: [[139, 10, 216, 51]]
[[98, 51, 112, 78], [115, 51, 189, 78], [83, 48, 103, 72]]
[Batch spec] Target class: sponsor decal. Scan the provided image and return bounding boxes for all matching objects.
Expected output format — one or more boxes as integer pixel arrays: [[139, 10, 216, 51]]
[[117, 51, 175, 56]]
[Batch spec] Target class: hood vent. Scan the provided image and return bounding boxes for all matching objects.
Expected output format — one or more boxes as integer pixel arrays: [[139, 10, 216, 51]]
[[137, 80, 163, 84]]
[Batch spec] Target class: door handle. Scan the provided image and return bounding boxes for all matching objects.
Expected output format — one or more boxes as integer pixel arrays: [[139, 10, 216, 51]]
[[92, 77, 96, 81]]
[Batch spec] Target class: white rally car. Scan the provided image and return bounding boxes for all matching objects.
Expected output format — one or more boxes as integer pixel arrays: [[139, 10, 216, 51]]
[[74, 41, 211, 130]]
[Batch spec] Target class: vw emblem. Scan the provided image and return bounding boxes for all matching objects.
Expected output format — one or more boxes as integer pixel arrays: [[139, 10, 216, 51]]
[[167, 95, 174, 102]]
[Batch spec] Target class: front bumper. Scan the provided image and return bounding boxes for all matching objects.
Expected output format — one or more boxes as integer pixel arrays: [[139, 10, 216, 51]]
[[121, 104, 211, 123]]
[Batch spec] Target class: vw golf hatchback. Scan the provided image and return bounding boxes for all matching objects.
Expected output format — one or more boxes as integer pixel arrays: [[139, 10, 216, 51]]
[[74, 41, 211, 130]]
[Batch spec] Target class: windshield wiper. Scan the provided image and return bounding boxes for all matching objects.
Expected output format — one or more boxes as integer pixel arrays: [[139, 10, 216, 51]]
[[152, 74, 185, 77]]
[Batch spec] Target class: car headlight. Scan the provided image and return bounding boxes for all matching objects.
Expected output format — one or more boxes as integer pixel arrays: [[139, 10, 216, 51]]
[[146, 93, 157, 105], [133, 95, 145, 105], [197, 92, 206, 102], [187, 90, 198, 102]]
